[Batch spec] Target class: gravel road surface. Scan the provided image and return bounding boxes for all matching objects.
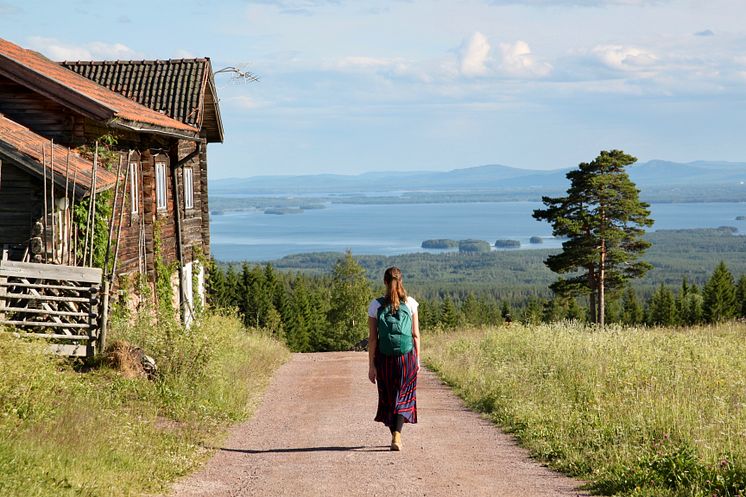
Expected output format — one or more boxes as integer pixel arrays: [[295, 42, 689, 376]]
[[167, 352, 588, 497]]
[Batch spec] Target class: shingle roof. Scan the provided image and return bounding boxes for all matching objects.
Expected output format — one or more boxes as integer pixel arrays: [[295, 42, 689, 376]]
[[0, 113, 117, 195], [0, 38, 199, 139], [61, 59, 224, 143]]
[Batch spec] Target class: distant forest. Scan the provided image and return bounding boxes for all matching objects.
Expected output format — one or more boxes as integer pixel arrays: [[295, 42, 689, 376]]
[[208, 227, 746, 352]]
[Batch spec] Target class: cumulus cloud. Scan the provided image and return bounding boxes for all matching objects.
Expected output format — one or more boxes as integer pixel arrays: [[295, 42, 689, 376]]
[[229, 95, 264, 110], [460, 32, 491, 76], [592, 45, 658, 72], [337, 56, 399, 70], [694, 29, 715, 37], [498, 40, 552, 77], [27, 37, 144, 60], [173, 48, 197, 59]]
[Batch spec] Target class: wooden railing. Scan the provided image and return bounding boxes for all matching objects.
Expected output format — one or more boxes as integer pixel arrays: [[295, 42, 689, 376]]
[[0, 260, 102, 357]]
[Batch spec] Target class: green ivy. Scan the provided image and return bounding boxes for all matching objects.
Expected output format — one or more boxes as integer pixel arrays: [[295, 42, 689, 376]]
[[191, 259, 204, 319], [153, 220, 177, 323], [72, 134, 121, 269]]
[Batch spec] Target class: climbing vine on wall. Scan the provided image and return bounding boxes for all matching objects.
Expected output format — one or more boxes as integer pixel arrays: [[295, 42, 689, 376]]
[[72, 134, 121, 269], [153, 219, 177, 322]]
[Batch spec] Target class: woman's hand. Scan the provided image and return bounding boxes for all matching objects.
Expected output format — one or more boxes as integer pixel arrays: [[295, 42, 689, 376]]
[[368, 365, 377, 384]]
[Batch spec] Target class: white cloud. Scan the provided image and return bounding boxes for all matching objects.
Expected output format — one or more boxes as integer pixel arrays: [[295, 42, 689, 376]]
[[337, 56, 398, 70], [498, 40, 552, 77], [173, 48, 197, 59], [460, 32, 491, 76], [592, 44, 658, 72], [27, 37, 143, 61], [229, 95, 263, 110]]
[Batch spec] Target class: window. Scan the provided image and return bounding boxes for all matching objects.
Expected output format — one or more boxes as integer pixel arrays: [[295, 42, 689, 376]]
[[183, 167, 194, 210], [155, 162, 167, 211], [129, 162, 139, 214]]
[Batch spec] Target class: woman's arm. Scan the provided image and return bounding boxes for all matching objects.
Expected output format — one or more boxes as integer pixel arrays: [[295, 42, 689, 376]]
[[368, 316, 378, 383], [412, 311, 421, 372]]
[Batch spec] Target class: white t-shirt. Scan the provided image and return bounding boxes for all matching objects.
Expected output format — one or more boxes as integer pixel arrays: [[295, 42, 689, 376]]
[[368, 296, 419, 318]]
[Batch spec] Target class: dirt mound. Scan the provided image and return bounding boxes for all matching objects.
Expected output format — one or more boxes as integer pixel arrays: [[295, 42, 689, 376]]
[[105, 340, 157, 379]]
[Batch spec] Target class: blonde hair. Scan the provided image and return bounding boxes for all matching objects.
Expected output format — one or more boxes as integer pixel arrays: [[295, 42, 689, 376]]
[[383, 266, 407, 313]]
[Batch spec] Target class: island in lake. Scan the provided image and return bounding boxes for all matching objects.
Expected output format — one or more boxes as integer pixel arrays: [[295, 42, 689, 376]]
[[421, 239, 459, 249], [265, 208, 304, 215], [529, 236, 543, 244], [736, 215, 746, 221], [459, 239, 491, 253], [495, 239, 521, 248]]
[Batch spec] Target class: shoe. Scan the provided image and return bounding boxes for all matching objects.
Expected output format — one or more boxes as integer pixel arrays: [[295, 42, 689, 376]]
[[391, 431, 402, 451]]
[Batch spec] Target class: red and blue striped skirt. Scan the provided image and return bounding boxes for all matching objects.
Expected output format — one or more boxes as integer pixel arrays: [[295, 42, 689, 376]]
[[374, 350, 418, 427]]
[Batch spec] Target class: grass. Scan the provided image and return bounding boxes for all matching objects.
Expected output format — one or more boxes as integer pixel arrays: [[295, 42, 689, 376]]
[[0, 312, 289, 497], [425, 321, 746, 497]]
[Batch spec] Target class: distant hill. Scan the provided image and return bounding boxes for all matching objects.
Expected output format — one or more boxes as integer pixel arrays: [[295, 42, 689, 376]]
[[209, 161, 746, 200]]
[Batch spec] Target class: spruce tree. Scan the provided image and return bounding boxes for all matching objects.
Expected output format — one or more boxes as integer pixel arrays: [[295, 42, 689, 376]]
[[461, 292, 481, 325], [285, 277, 311, 352], [621, 286, 643, 325], [326, 251, 372, 350], [521, 296, 544, 325], [533, 150, 654, 326], [648, 284, 677, 326], [224, 266, 240, 309], [500, 301, 513, 324], [736, 275, 746, 319], [702, 262, 737, 323], [440, 297, 458, 329]]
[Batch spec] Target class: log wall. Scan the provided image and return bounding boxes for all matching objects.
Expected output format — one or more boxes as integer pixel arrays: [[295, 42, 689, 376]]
[[0, 162, 40, 257]]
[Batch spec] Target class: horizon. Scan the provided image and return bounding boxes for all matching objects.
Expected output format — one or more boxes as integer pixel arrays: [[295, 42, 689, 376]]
[[210, 158, 746, 181], [3, 1, 746, 179]]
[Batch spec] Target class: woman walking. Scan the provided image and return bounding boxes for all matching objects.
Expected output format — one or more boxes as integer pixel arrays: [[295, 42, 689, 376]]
[[368, 266, 420, 451]]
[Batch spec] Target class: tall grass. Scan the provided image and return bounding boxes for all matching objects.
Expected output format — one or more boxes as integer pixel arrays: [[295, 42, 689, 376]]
[[0, 313, 289, 497], [425, 322, 746, 497]]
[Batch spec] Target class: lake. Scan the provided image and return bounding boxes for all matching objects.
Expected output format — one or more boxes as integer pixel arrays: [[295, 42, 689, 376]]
[[210, 201, 746, 262]]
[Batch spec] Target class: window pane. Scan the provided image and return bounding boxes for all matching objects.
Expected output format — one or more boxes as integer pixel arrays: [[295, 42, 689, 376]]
[[156, 162, 167, 210], [130, 162, 139, 214], [184, 167, 194, 209]]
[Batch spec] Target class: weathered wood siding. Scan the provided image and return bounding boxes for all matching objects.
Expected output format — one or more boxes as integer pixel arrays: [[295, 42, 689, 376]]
[[0, 75, 77, 143], [175, 139, 203, 264], [199, 139, 210, 257], [0, 162, 40, 256]]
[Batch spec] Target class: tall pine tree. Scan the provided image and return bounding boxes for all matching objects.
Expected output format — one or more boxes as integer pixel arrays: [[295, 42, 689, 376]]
[[533, 150, 654, 326]]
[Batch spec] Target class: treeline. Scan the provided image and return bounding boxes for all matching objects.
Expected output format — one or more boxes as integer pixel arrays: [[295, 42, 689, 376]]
[[208, 254, 745, 353], [419, 261, 746, 328], [208, 252, 373, 353]]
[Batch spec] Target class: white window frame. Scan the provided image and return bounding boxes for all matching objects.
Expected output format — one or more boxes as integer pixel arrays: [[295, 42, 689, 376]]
[[129, 162, 139, 215], [183, 167, 194, 210], [155, 162, 167, 211]]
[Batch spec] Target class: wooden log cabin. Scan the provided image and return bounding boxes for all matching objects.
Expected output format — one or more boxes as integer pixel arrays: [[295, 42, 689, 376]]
[[0, 38, 224, 325]]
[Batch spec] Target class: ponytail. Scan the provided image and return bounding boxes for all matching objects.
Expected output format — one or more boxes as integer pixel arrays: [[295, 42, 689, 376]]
[[383, 266, 407, 313]]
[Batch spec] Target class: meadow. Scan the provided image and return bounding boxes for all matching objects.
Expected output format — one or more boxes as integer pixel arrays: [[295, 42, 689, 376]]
[[425, 322, 746, 497], [0, 314, 289, 497]]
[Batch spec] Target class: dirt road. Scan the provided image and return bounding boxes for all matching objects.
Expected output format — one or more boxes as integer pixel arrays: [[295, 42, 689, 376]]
[[168, 352, 587, 497]]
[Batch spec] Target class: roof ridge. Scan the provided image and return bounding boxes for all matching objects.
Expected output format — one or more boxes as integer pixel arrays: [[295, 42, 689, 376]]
[[61, 58, 210, 65], [0, 37, 199, 137]]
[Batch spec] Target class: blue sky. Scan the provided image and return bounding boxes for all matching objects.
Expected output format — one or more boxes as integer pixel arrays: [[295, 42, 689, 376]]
[[2, 0, 746, 178]]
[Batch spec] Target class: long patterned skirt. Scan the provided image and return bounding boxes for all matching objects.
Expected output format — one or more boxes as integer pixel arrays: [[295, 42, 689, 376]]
[[374, 350, 418, 427]]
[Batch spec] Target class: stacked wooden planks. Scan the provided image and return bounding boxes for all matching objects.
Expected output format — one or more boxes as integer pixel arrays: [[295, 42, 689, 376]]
[[0, 260, 102, 357]]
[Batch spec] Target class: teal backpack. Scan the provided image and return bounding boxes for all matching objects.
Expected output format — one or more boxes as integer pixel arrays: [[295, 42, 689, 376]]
[[376, 297, 413, 356]]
